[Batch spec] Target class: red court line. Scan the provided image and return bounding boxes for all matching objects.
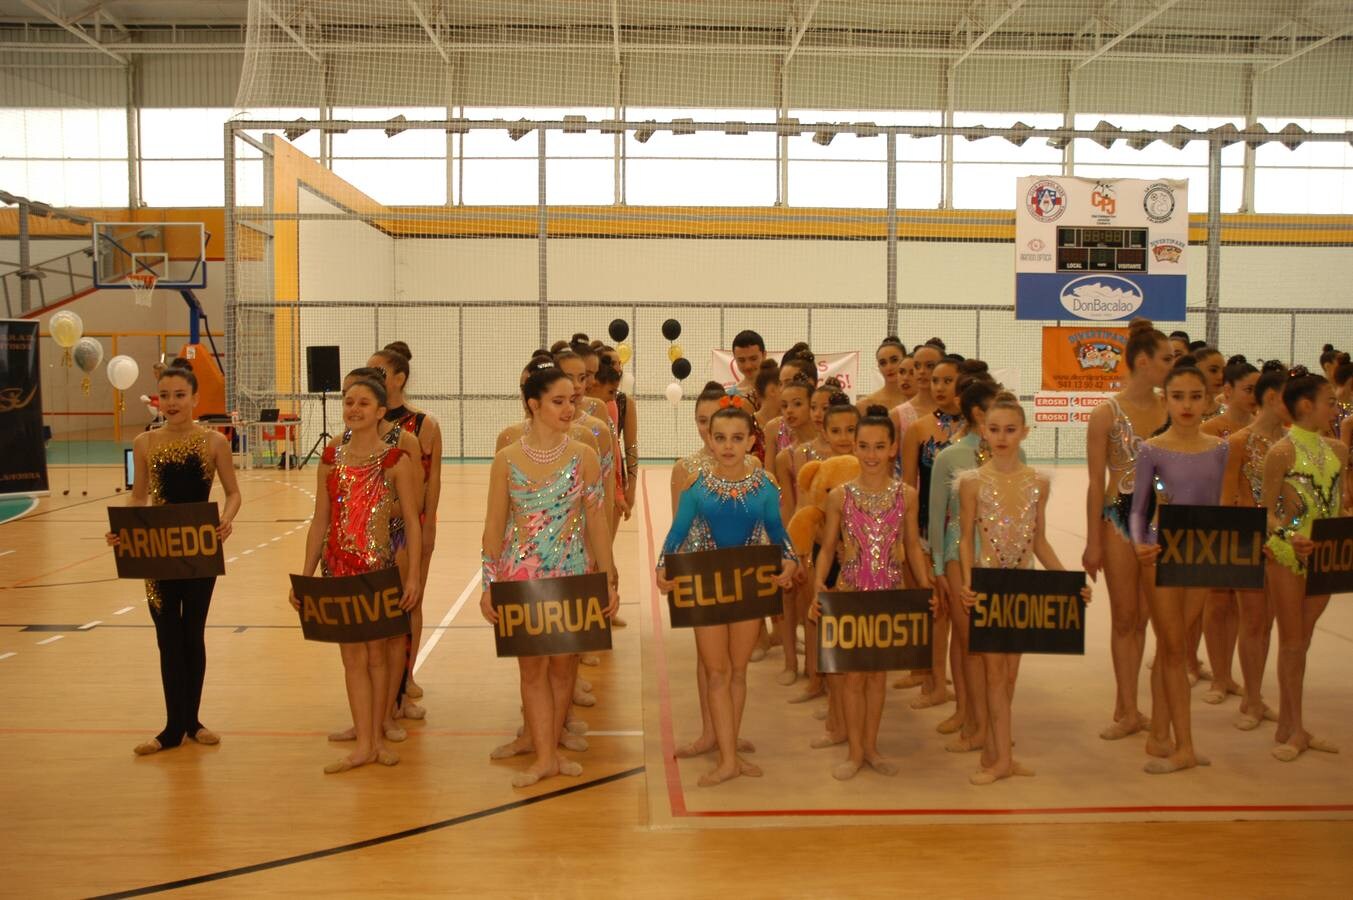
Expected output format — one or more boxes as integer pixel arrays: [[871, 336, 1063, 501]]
[[640, 472, 1353, 822], [639, 469, 689, 817], [0, 726, 516, 738], [8, 549, 108, 588]]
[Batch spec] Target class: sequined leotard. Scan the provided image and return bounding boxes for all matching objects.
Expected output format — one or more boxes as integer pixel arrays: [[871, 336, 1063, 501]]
[[837, 480, 908, 591], [144, 430, 217, 609], [491, 451, 606, 583], [1103, 397, 1152, 542], [660, 468, 796, 567], [1267, 426, 1343, 575], [928, 432, 1029, 575], [1128, 441, 1229, 546], [322, 442, 406, 577], [916, 409, 961, 533], [1237, 427, 1280, 507], [968, 466, 1044, 570]]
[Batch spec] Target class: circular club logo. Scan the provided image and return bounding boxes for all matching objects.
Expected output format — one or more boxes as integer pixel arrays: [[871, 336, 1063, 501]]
[[1058, 274, 1144, 321], [1143, 183, 1176, 223], [1028, 238, 1046, 252], [1026, 180, 1067, 223]]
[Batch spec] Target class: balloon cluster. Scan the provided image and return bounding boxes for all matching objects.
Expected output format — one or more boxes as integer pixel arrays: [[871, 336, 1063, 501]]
[[662, 318, 688, 405], [47, 310, 140, 402], [607, 319, 635, 394]]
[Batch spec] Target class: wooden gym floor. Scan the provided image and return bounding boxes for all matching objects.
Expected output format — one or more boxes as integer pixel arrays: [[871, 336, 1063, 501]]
[[1, 461, 1351, 898]]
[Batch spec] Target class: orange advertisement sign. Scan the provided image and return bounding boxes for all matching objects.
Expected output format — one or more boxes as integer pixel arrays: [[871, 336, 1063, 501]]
[[1041, 326, 1129, 392]]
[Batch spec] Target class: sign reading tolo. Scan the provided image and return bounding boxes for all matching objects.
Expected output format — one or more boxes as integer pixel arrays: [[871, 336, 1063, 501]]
[[1015, 176, 1187, 322]]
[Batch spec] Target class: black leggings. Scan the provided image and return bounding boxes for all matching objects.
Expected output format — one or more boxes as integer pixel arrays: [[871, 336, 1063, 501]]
[[147, 577, 215, 747]]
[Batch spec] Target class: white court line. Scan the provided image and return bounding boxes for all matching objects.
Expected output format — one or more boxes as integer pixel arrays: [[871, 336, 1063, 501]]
[[36, 635, 63, 645], [0, 549, 15, 558], [78, 620, 101, 630], [587, 730, 644, 737], [271, 536, 281, 542], [241, 549, 254, 556], [114, 607, 134, 615], [226, 557, 238, 564], [413, 572, 482, 676], [0, 652, 15, 661]]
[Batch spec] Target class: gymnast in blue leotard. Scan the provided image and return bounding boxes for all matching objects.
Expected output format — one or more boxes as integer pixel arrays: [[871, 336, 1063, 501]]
[[656, 399, 797, 788]]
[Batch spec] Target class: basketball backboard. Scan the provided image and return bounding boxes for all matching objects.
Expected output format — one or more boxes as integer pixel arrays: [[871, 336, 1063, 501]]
[[92, 222, 208, 290]]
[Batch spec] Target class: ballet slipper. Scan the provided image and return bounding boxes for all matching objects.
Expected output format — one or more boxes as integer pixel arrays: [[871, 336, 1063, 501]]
[[511, 769, 547, 788], [674, 740, 715, 759], [1228, 682, 1244, 697], [1272, 743, 1302, 762], [936, 712, 964, 734], [738, 738, 756, 753], [909, 689, 955, 710], [810, 733, 847, 750], [559, 733, 588, 752], [403, 681, 424, 700], [969, 768, 1005, 786], [866, 757, 899, 776], [580, 654, 600, 667], [1187, 670, 1200, 687], [565, 716, 589, 736], [698, 767, 741, 787], [572, 689, 597, 707], [576, 677, 593, 693], [490, 739, 532, 760], [558, 759, 583, 777], [1308, 736, 1339, 754], [376, 749, 400, 767], [327, 727, 357, 742], [946, 734, 983, 753], [1010, 760, 1035, 777], [1201, 689, 1226, 705], [749, 646, 767, 663], [133, 738, 163, 756], [832, 760, 862, 781], [738, 757, 763, 777], [812, 706, 828, 721], [1144, 735, 1173, 759], [1098, 712, 1148, 741], [788, 687, 825, 704], [324, 752, 374, 775], [775, 669, 798, 686], [190, 728, 220, 745], [1144, 754, 1199, 774], [398, 701, 426, 720], [611, 615, 627, 628], [892, 672, 926, 690], [384, 725, 407, 743]]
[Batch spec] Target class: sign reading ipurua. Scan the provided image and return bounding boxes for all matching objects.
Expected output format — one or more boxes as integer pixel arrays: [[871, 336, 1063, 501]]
[[664, 544, 784, 628], [108, 502, 224, 580], [291, 568, 410, 643], [490, 572, 612, 658], [969, 568, 1087, 655], [816, 589, 933, 673], [1015, 176, 1187, 322], [1155, 505, 1265, 589], [1306, 516, 1353, 597]]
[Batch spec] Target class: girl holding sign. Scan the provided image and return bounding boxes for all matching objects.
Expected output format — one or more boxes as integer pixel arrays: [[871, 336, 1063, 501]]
[[107, 359, 241, 757], [1130, 364, 1230, 775], [1261, 368, 1347, 763], [810, 406, 931, 780], [480, 362, 619, 788], [958, 393, 1084, 786], [657, 400, 798, 787], [1084, 317, 1172, 741], [294, 373, 423, 774], [1221, 362, 1289, 730]]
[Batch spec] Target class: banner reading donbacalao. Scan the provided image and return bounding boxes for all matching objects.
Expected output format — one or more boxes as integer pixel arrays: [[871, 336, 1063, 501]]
[[0, 320, 48, 496]]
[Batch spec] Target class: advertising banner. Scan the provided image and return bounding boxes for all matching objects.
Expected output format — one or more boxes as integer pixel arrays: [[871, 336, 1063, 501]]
[[0, 319, 48, 496], [711, 349, 861, 400]]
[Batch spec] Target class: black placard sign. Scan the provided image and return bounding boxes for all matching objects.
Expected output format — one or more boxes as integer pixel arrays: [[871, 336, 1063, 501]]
[[0, 319, 48, 496], [969, 568, 1087, 655], [1306, 517, 1353, 597], [491, 572, 613, 657], [108, 502, 224, 579], [816, 589, 933, 673], [1155, 504, 1265, 589], [291, 568, 410, 643], [664, 544, 783, 628]]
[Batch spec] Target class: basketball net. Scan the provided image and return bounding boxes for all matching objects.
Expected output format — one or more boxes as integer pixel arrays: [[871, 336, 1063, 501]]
[[128, 272, 157, 308]]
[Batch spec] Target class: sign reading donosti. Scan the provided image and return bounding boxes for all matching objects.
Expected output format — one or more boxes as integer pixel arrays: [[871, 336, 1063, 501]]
[[664, 544, 784, 628], [816, 589, 933, 673], [108, 502, 224, 580], [1306, 516, 1353, 597], [491, 572, 613, 657], [969, 568, 1087, 655], [291, 568, 410, 643], [1155, 505, 1265, 589]]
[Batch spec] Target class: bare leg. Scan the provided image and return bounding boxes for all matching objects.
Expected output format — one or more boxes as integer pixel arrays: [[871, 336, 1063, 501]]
[[328, 643, 377, 773], [727, 618, 763, 776], [1100, 530, 1150, 738], [1235, 588, 1276, 728], [861, 672, 895, 774], [799, 581, 823, 698], [693, 624, 740, 786], [834, 672, 866, 780], [972, 653, 1021, 784], [511, 656, 566, 786], [1202, 590, 1241, 702], [778, 586, 800, 685], [812, 674, 847, 748], [941, 560, 970, 734], [1143, 577, 1207, 774], [1271, 562, 1335, 761]]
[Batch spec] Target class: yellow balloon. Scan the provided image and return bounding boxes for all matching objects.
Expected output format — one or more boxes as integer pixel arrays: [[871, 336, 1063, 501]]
[[616, 342, 632, 365], [668, 343, 684, 363], [50, 310, 84, 349]]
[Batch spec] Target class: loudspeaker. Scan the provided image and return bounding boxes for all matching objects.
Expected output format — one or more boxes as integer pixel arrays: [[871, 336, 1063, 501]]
[[306, 345, 341, 393]]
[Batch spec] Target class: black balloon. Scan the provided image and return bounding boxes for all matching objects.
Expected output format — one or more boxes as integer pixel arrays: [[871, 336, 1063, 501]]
[[671, 357, 692, 380], [661, 318, 682, 341], [608, 318, 629, 342]]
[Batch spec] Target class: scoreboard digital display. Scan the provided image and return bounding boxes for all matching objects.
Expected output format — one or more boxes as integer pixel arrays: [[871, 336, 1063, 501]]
[[1056, 227, 1149, 273]]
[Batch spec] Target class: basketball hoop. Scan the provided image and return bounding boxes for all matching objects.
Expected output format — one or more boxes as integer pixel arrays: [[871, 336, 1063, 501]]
[[128, 271, 157, 308]]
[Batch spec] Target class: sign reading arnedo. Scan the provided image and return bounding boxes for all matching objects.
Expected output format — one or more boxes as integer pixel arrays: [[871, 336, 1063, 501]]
[[108, 502, 224, 580]]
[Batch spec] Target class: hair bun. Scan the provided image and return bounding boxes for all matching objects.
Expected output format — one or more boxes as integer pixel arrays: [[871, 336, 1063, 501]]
[[865, 404, 889, 417], [826, 392, 851, 407], [169, 357, 192, 369], [702, 381, 724, 394], [1227, 353, 1248, 366], [758, 358, 779, 372], [1128, 317, 1155, 335], [1260, 359, 1286, 373], [1323, 344, 1336, 353], [383, 341, 411, 361]]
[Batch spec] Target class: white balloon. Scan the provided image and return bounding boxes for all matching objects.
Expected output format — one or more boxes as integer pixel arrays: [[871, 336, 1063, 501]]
[[664, 381, 683, 405], [106, 354, 140, 391], [620, 371, 635, 394]]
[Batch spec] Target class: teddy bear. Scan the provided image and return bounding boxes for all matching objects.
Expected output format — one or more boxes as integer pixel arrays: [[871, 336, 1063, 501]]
[[786, 454, 860, 560]]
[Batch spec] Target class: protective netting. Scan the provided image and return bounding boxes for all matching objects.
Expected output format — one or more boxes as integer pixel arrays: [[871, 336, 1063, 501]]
[[227, 1, 1353, 460]]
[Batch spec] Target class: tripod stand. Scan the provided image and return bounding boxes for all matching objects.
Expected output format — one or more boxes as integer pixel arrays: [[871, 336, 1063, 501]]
[[300, 390, 335, 469]]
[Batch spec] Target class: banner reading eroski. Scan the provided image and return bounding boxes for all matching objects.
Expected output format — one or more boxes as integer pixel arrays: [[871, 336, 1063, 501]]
[[1015, 176, 1187, 322]]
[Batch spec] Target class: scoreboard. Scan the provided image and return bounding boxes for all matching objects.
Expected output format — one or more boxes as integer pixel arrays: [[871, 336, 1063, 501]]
[[1014, 176, 1187, 322]]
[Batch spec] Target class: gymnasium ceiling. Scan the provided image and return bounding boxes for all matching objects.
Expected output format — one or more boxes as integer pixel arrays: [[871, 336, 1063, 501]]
[[1, 1, 1351, 65]]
